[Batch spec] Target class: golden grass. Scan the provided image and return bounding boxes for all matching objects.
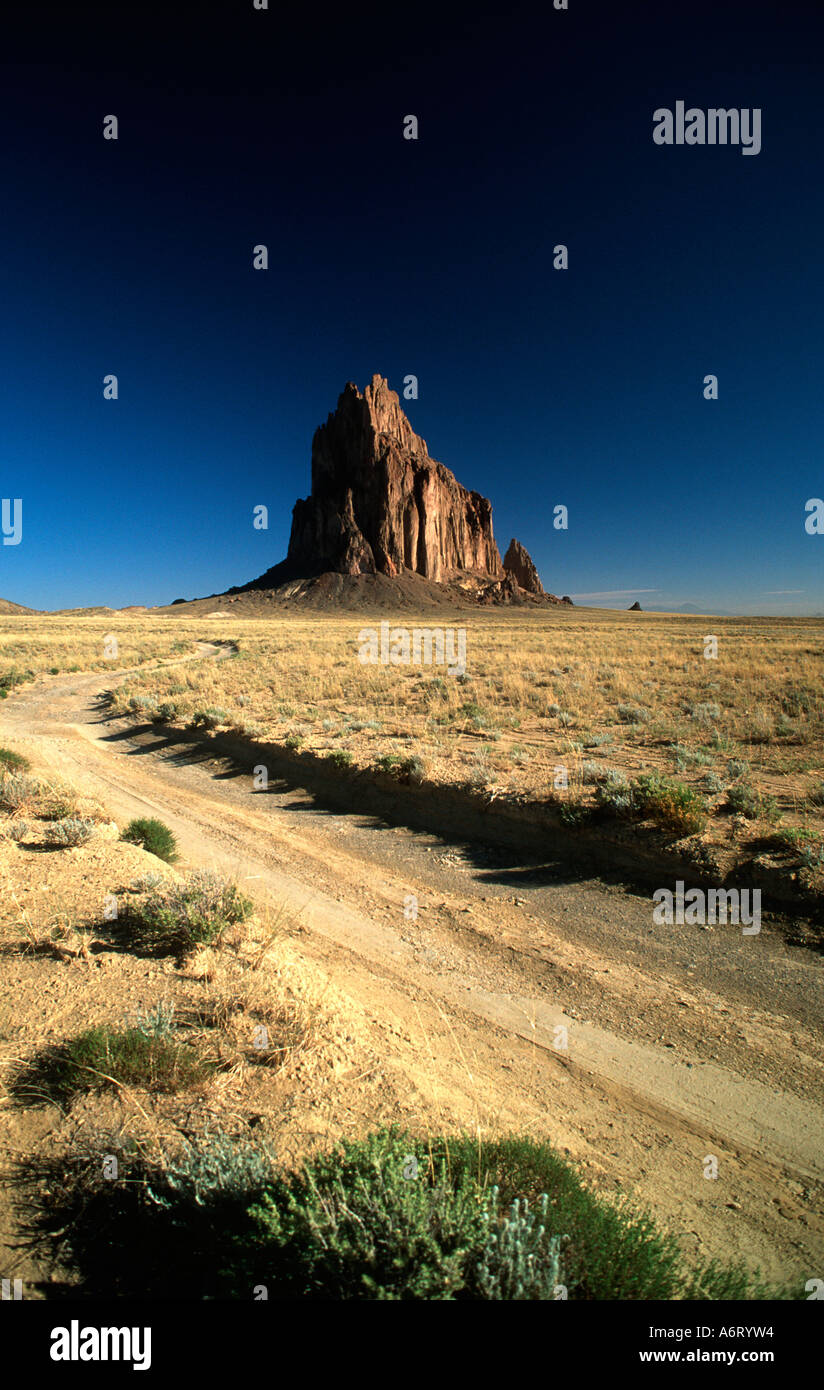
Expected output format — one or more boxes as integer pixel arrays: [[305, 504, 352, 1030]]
[[2, 607, 823, 854], [87, 609, 824, 817], [0, 615, 205, 684]]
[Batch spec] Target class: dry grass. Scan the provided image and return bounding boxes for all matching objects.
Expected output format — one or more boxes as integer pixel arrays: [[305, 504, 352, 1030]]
[[78, 608, 824, 839], [2, 608, 823, 877], [0, 615, 205, 684]]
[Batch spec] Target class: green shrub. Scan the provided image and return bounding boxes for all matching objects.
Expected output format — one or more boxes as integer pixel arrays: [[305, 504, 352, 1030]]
[[27, 1127, 787, 1301], [128, 695, 158, 717], [241, 1128, 778, 1300], [781, 687, 815, 717], [249, 1128, 495, 1299], [775, 827, 819, 849], [800, 842, 824, 871], [122, 817, 179, 863], [127, 869, 253, 956], [726, 758, 750, 780], [670, 746, 712, 770], [0, 668, 32, 693], [375, 753, 426, 784], [18, 1023, 212, 1101], [460, 701, 489, 729], [0, 748, 30, 772], [558, 801, 592, 828], [597, 773, 706, 836], [190, 707, 230, 729], [727, 784, 781, 823], [327, 750, 353, 768]]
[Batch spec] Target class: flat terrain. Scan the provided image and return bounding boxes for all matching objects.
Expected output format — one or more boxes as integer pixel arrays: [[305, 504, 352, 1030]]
[[0, 615, 822, 1293], [4, 608, 823, 871]]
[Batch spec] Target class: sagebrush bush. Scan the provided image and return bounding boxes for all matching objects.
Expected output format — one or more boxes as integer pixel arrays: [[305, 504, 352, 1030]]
[[474, 1194, 565, 1300], [690, 701, 721, 724], [127, 869, 253, 955], [49, 817, 97, 847], [617, 704, 650, 725], [375, 753, 426, 784], [190, 707, 230, 729], [2, 818, 29, 842], [460, 701, 490, 729], [122, 817, 179, 863], [128, 695, 158, 716], [0, 772, 41, 811], [671, 746, 712, 770], [596, 773, 706, 836], [153, 1134, 276, 1206], [727, 784, 781, 823], [583, 733, 613, 749], [726, 758, 750, 780], [781, 686, 815, 717]]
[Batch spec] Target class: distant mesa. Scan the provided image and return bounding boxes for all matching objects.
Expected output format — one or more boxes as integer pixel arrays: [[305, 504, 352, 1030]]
[[206, 374, 570, 612], [628, 600, 642, 611]]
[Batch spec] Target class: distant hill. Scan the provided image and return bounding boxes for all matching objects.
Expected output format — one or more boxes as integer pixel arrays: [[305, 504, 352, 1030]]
[[0, 596, 38, 615]]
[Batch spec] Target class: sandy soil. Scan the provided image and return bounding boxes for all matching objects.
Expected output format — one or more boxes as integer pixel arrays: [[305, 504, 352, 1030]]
[[1, 647, 822, 1292]]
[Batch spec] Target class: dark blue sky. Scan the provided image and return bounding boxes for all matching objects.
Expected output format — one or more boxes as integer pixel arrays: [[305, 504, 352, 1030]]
[[1, 0, 822, 614]]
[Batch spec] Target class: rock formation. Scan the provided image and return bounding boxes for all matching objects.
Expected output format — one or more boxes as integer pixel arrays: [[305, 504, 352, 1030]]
[[282, 374, 502, 583], [628, 600, 642, 611], [503, 538, 544, 595], [233, 374, 568, 606]]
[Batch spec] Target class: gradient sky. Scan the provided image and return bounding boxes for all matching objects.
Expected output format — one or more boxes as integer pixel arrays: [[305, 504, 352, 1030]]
[[0, 0, 822, 614]]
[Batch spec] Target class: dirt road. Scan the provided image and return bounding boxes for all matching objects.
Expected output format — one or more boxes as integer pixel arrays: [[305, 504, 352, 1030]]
[[2, 652, 823, 1286]]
